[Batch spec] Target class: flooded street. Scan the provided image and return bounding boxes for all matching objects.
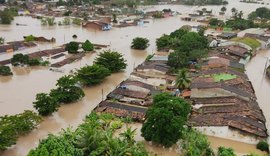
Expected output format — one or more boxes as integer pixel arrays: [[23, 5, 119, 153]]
[[1, 1, 270, 155]]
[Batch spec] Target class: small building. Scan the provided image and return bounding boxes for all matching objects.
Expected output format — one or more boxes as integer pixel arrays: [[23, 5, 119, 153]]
[[83, 21, 112, 31]]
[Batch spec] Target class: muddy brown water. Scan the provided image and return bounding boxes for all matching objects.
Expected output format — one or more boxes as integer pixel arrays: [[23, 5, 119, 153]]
[[0, 1, 270, 155]]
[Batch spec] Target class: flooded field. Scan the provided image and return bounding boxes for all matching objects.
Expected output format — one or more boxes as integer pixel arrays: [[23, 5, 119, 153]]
[[1, 1, 270, 155]]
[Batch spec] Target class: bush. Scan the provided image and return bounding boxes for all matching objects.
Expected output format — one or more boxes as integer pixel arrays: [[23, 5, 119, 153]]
[[256, 141, 269, 152], [0, 65, 12, 76], [131, 37, 149, 50], [82, 40, 94, 51], [24, 35, 35, 42]]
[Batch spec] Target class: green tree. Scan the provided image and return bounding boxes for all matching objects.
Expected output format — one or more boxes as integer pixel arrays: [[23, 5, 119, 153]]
[[50, 75, 85, 104], [178, 32, 208, 52], [76, 64, 111, 86], [131, 37, 149, 50], [238, 11, 244, 19], [82, 40, 94, 51], [0, 66, 12, 76], [218, 147, 236, 156], [141, 93, 191, 147], [168, 51, 188, 68], [94, 50, 127, 73], [112, 14, 117, 23], [33, 93, 59, 116], [65, 41, 79, 53], [175, 69, 191, 89], [170, 28, 188, 38]]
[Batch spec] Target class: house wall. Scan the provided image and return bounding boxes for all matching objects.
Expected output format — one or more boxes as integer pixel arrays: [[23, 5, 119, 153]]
[[137, 68, 166, 75], [129, 75, 166, 86], [125, 85, 150, 93], [83, 22, 102, 30], [194, 126, 260, 144]]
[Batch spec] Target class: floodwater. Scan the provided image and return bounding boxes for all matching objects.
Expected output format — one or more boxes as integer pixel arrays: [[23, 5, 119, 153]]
[[0, 1, 270, 155]]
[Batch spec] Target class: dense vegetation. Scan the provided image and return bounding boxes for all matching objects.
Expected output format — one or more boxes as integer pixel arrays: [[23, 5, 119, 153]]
[[141, 93, 191, 147], [175, 68, 191, 89], [28, 113, 148, 156], [131, 37, 149, 50], [0, 66, 12, 76], [179, 128, 214, 156], [94, 50, 127, 73], [0, 111, 41, 150]]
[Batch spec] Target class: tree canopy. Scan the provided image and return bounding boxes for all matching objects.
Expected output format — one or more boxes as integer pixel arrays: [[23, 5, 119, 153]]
[[65, 41, 79, 53], [141, 93, 191, 147], [0, 111, 41, 150], [50, 75, 85, 104], [248, 7, 270, 20], [94, 50, 127, 73], [33, 93, 60, 116], [131, 37, 149, 50], [28, 113, 148, 156], [76, 64, 111, 86], [218, 147, 236, 156]]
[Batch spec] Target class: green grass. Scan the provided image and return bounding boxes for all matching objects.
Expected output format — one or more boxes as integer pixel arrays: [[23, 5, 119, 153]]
[[231, 37, 261, 50], [212, 74, 237, 82]]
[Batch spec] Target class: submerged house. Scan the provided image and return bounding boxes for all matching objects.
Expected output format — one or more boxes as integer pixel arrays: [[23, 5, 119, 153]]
[[82, 21, 112, 31]]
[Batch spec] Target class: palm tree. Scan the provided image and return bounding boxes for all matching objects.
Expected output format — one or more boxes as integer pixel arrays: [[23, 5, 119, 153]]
[[119, 127, 137, 144], [175, 68, 191, 89], [0, 37, 4, 45]]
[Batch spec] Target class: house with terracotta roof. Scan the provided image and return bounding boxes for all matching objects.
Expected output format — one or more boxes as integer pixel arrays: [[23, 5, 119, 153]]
[[82, 21, 112, 31]]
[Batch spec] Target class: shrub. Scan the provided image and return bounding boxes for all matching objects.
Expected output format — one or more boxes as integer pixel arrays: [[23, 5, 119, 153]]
[[82, 40, 94, 51], [0, 66, 12, 76], [256, 141, 269, 152]]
